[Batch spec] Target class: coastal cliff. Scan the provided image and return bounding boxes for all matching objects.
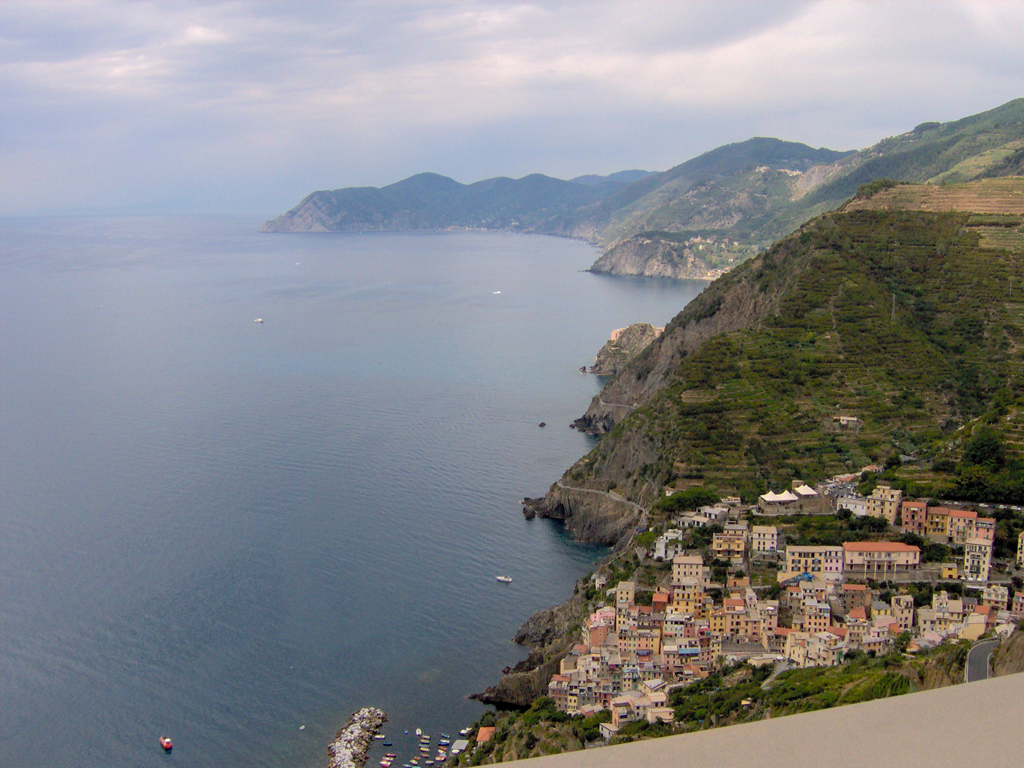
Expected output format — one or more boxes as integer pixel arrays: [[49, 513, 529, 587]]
[[261, 100, 1024, 283], [589, 236, 744, 280], [471, 590, 589, 707], [576, 256, 783, 436], [532, 177, 1024, 546], [588, 323, 664, 376]]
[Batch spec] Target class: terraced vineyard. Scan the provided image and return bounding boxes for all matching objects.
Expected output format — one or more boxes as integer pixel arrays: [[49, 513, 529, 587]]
[[565, 178, 1024, 500]]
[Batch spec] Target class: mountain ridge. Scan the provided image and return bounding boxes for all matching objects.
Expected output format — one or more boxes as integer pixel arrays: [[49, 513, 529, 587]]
[[261, 98, 1024, 283]]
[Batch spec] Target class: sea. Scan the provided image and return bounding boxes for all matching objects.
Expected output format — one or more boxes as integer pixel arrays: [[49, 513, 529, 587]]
[[0, 216, 707, 768]]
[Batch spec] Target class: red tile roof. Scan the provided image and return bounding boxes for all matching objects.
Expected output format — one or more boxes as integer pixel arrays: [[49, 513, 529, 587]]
[[842, 541, 920, 552]]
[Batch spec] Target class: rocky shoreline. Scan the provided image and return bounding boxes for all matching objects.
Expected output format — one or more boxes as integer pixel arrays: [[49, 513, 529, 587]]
[[327, 707, 387, 768], [470, 589, 590, 708]]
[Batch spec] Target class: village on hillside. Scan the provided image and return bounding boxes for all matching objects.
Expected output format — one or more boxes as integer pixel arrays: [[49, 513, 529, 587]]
[[542, 477, 1024, 740]]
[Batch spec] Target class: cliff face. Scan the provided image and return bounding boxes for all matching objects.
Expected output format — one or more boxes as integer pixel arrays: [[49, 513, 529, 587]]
[[575, 254, 784, 435], [589, 236, 751, 280], [589, 323, 664, 376]]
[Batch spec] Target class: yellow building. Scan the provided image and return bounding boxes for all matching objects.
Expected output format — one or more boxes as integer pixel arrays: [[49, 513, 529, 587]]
[[866, 484, 903, 524]]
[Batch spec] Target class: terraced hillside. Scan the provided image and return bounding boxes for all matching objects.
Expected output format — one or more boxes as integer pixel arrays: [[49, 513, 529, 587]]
[[587, 98, 1024, 279], [536, 178, 1024, 543], [844, 178, 1024, 252]]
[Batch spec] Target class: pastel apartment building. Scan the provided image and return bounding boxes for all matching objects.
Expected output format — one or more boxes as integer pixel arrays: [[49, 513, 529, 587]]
[[751, 525, 779, 554], [917, 591, 965, 633], [784, 630, 847, 668], [866, 484, 903, 524], [835, 494, 870, 517], [910, 504, 997, 545], [963, 538, 993, 582], [891, 593, 915, 632], [783, 545, 844, 581], [981, 584, 1009, 611], [842, 541, 921, 580], [1011, 592, 1024, 620], [672, 554, 709, 586], [712, 523, 748, 560], [900, 500, 928, 536], [1018, 531, 1024, 569]]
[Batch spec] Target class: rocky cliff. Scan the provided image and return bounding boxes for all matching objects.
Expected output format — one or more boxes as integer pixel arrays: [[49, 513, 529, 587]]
[[575, 254, 784, 435], [993, 626, 1024, 676], [589, 235, 757, 280], [589, 323, 664, 376], [471, 590, 589, 708]]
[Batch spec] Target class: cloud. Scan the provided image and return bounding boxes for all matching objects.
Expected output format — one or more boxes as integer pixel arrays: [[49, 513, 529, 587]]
[[1, 0, 1023, 215]]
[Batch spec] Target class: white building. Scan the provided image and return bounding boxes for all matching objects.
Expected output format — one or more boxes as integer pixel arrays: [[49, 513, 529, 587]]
[[836, 495, 870, 517]]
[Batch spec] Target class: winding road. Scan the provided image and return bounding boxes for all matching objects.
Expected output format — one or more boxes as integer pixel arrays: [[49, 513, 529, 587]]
[[554, 479, 649, 531], [965, 639, 1000, 683]]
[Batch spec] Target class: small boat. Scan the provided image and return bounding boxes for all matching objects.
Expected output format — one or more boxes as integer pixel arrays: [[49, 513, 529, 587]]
[[159, 737, 173, 751], [384, 742, 393, 746], [496, 575, 512, 583], [459, 728, 471, 737], [254, 318, 264, 323], [415, 728, 422, 736]]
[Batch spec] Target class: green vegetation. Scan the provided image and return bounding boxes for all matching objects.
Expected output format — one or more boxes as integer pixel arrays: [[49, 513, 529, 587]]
[[571, 196, 1024, 501], [655, 487, 721, 513], [768, 510, 890, 547]]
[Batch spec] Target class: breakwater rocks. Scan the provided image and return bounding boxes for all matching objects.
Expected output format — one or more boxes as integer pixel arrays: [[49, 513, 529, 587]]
[[327, 707, 387, 768]]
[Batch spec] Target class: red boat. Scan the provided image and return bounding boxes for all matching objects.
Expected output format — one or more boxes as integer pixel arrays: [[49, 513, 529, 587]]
[[160, 737, 173, 751]]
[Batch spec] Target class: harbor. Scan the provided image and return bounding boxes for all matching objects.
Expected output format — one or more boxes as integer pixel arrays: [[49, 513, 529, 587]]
[[327, 708, 388, 768]]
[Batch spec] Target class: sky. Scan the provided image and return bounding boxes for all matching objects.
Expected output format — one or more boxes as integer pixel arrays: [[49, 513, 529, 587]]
[[2, 0, 1023, 217]]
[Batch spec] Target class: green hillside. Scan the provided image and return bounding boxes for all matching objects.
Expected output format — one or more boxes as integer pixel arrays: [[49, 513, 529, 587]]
[[560, 179, 1024, 509], [260, 171, 625, 232], [550, 138, 850, 243], [587, 99, 1024, 279]]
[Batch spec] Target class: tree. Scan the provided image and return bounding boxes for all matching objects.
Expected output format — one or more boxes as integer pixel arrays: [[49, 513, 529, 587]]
[[962, 428, 1006, 471], [657, 486, 720, 513]]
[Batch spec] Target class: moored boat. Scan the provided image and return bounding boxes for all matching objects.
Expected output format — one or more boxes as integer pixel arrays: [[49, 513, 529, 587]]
[[495, 575, 512, 583], [159, 737, 173, 751]]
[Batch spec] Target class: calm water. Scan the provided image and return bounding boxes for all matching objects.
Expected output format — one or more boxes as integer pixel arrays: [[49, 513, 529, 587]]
[[0, 216, 707, 768]]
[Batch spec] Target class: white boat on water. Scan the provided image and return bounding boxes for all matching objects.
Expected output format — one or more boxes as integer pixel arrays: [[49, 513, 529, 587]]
[[495, 575, 512, 583]]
